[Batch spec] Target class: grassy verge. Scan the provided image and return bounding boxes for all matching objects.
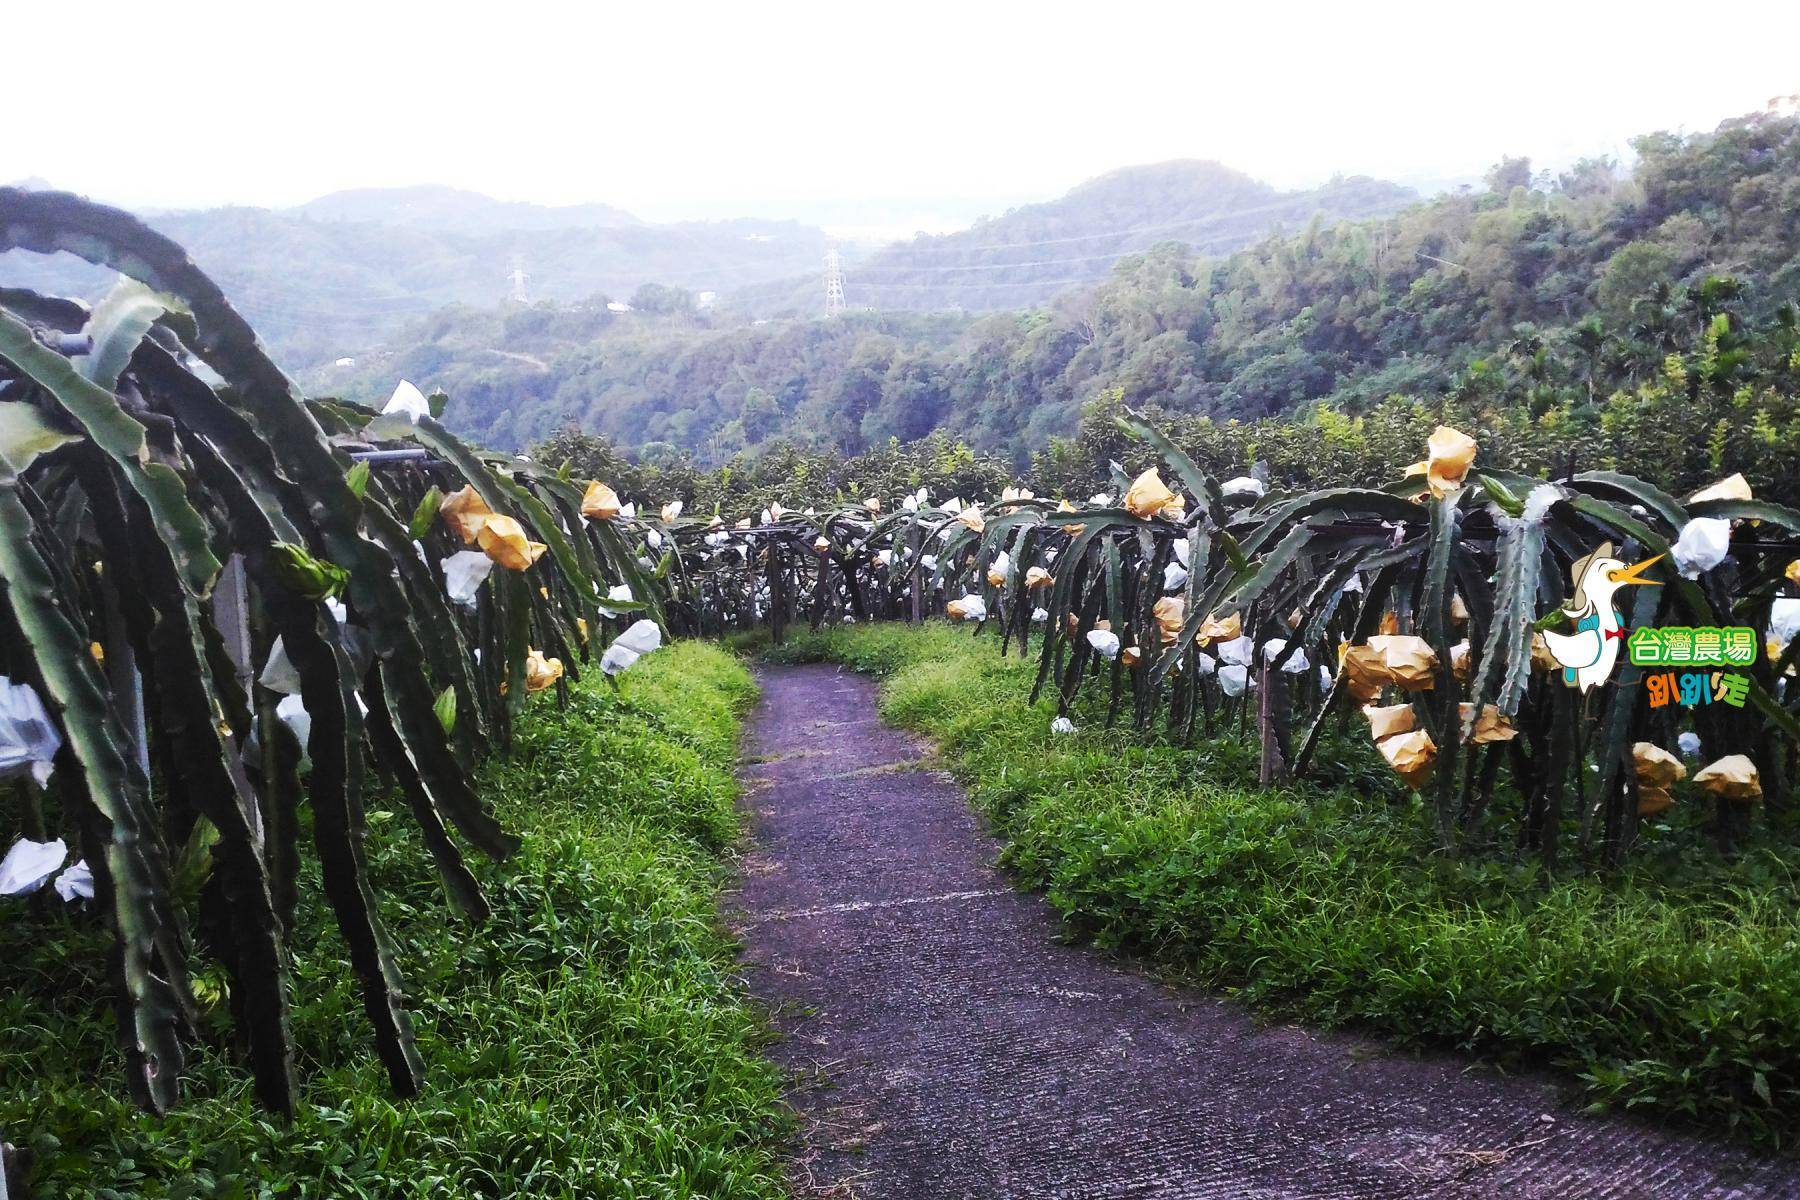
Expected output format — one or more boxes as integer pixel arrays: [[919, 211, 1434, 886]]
[[1, 641, 788, 1199], [770, 621, 1800, 1146]]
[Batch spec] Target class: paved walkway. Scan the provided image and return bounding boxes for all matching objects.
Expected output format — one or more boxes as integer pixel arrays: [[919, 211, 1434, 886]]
[[732, 662, 1797, 1199]]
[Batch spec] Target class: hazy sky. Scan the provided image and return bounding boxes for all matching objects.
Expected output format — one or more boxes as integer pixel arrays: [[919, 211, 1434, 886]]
[[8, 1, 1797, 236]]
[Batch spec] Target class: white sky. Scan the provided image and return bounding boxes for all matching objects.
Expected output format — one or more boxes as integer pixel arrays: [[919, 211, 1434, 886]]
[[7, 0, 1797, 235]]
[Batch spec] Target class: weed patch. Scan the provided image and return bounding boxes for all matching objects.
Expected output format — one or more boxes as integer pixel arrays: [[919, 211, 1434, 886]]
[[0, 642, 789, 1199]]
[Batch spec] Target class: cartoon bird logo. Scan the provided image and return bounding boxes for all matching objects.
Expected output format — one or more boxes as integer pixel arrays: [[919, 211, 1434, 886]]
[[1541, 542, 1663, 691]]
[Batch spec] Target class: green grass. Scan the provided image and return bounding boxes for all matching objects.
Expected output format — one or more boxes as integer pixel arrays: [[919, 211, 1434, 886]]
[[0, 641, 789, 1199], [770, 621, 1800, 1146]]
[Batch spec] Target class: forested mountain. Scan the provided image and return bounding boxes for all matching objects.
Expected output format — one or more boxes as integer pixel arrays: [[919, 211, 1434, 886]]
[[0, 160, 1414, 375], [0, 184, 832, 368], [336, 109, 1800, 469], [731, 161, 1416, 315]]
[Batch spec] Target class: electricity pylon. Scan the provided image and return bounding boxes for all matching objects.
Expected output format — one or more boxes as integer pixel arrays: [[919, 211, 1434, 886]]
[[823, 249, 846, 317]]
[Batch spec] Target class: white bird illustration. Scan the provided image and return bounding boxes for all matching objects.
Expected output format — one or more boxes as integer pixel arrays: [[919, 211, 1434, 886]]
[[1541, 542, 1663, 691]]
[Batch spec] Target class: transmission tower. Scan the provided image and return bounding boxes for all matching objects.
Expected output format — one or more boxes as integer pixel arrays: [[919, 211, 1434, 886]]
[[507, 255, 531, 305], [823, 249, 846, 317]]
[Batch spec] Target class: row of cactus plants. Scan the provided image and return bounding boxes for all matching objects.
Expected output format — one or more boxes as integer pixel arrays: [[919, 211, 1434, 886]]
[[640, 417, 1800, 869], [0, 189, 673, 1115]]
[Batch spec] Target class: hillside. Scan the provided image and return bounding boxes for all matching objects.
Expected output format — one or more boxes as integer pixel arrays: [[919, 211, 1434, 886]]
[[0, 185, 833, 368], [318, 302, 974, 454], [350, 109, 1800, 467], [730, 161, 1417, 315]]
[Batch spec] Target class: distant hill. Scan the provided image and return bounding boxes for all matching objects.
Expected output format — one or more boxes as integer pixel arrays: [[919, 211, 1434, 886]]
[[0, 185, 834, 369], [0, 162, 1414, 372], [731, 161, 1417, 315], [292, 184, 643, 233]]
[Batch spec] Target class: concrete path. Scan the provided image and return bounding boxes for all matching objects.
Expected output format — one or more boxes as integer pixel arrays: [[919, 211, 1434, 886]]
[[732, 663, 1797, 1199]]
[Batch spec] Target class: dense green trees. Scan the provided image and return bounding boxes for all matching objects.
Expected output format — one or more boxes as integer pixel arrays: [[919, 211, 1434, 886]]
[[628, 282, 696, 315]]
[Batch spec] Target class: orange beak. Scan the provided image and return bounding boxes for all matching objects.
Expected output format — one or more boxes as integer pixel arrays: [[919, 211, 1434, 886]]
[[1608, 555, 1664, 587]]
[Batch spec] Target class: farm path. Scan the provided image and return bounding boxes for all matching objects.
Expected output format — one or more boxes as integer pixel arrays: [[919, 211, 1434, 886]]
[[731, 662, 1796, 1200]]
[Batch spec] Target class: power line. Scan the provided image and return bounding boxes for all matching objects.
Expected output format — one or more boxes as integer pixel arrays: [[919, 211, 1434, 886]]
[[839, 238, 1236, 284], [242, 190, 1402, 291], [835, 248, 1140, 275], [860, 192, 1388, 256], [841, 222, 1271, 279], [6, 194, 1388, 318], [841, 273, 1144, 292], [2, 195, 1402, 331], [738, 193, 1400, 300], [223, 296, 438, 322]]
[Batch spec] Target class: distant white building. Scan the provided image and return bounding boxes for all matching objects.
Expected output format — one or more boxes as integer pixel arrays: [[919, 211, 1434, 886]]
[[696, 291, 717, 310], [606, 301, 634, 313], [334, 357, 356, 368]]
